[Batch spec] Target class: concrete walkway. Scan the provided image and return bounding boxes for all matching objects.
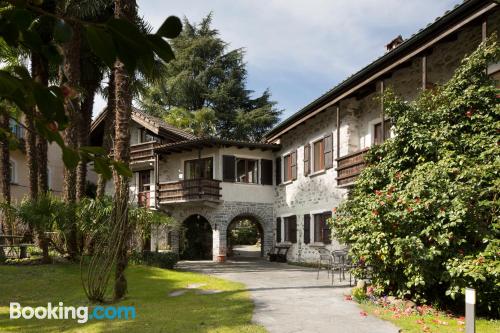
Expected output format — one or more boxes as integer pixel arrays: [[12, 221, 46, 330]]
[[177, 258, 399, 333]]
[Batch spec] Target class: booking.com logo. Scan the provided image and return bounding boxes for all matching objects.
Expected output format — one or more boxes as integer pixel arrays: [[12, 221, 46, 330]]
[[10, 302, 136, 324]]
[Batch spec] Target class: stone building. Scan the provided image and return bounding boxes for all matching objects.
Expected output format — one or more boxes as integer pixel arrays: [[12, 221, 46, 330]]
[[91, 0, 500, 262], [264, 0, 500, 263]]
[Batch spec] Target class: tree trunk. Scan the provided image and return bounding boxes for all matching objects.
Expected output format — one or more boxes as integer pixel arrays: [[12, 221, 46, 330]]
[[96, 72, 115, 199], [0, 108, 7, 261], [61, 23, 81, 259], [32, 54, 51, 263], [0, 107, 11, 241], [113, 0, 136, 301], [76, 83, 98, 201]]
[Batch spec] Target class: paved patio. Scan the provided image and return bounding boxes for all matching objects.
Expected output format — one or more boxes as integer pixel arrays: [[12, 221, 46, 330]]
[[177, 258, 399, 333]]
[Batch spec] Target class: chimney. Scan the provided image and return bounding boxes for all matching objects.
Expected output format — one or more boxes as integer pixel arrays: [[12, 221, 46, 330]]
[[386, 35, 404, 52]]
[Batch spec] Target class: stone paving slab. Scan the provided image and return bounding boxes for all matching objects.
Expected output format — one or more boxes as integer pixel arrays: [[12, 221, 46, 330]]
[[177, 258, 400, 333]]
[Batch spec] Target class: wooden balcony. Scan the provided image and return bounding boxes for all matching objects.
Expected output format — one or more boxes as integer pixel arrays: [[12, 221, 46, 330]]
[[157, 179, 222, 204], [111, 141, 158, 167], [130, 141, 158, 164], [335, 148, 369, 186]]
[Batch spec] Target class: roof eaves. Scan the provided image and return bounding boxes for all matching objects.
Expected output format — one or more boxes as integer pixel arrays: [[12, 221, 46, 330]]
[[264, 0, 491, 141]]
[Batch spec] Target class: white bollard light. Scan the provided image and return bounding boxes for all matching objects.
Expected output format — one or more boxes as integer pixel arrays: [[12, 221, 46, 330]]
[[465, 288, 475, 333]]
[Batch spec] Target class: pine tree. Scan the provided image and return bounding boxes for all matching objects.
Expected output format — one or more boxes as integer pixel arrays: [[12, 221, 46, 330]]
[[138, 14, 281, 141]]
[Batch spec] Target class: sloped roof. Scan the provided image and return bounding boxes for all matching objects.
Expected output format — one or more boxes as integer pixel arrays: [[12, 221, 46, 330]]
[[155, 137, 281, 154], [91, 108, 197, 141], [265, 0, 497, 141]]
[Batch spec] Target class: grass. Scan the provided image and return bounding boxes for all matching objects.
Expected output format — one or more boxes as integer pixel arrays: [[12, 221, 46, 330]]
[[359, 302, 499, 333], [0, 263, 266, 333]]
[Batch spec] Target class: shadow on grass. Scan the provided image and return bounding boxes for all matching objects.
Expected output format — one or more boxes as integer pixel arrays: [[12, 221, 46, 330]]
[[0, 263, 265, 333]]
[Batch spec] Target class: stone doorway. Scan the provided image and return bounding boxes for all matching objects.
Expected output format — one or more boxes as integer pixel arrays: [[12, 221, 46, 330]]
[[227, 215, 264, 258], [180, 214, 213, 260]]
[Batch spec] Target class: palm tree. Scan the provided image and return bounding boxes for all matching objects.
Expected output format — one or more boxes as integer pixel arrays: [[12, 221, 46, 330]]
[[96, 72, 115, 199], [112, 0, 137, 300], [76, 3, 112, 201], [59, 0, 112, 256]]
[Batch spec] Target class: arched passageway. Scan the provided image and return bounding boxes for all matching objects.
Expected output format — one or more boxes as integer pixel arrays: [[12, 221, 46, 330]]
[[180, 214, 213, 260], [226, 215, 264, 258]]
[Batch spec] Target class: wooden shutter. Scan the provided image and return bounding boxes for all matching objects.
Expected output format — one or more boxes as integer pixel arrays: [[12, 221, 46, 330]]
[[222, 155, 235, 182], [322, 211, 332, 244], [260, 159, 273, 185], [275, 157, 281, 185], [303, 145, 310, 176], [290, 216, 297, 243], [291, 150, 297, 180], [276, 217, 282, 243], [303, 215, 310, 244], [324, 134, 333, 169]]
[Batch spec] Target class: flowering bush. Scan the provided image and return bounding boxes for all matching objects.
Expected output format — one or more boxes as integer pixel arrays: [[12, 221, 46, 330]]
[[330, 36, 500, 317]]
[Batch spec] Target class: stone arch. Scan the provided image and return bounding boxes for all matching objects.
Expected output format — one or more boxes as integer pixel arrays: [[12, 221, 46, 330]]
[[179, 214, 213, 260], [226, 214, 265, 257], [222, 207, 274, 258]]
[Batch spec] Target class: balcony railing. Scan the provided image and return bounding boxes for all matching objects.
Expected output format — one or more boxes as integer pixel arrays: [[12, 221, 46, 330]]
[[335, 148, 369, 186], [130, 141, 158, 163], [157, 179, 222, 204], [111, 141, 158, 164]]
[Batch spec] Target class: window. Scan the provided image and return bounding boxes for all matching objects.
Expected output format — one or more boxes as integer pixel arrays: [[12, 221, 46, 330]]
[[9, 119, 24, 140], [313, 212, 332, 244], [184, 157, 213, 180], [283, 151, 297, 182], [276, 217, 282, 243], [303, 214, 310, 244], [9, 160, 16, 183], [283, 215, 297, 243], [283, 154, 292, 182], [138, 170, 151, 192], [236, 158, 258, 184], [140, 128, 159, 143], [374, 119, 392, 145], [313, 140, 325, 172]]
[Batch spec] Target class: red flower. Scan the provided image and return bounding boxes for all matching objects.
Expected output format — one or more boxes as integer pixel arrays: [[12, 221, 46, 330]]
[[359, 311, 368, 317], [395, 172, 402, 179], [372, 210, 379, 216], [415, 197, 421, 204], [375, 190, 382, 196], [332, 207, 337, 213], [466, 109, 474, 118], [380, 201, 385, 206], [407, 207, 413, 213]]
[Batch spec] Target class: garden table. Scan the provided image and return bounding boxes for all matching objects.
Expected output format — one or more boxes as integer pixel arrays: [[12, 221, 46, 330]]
[[0, 235, 31, 259]]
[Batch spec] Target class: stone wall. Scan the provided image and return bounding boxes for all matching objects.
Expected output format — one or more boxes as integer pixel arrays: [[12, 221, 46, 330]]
[[273, 15, 497, 264], [151, 201, 274, 260]]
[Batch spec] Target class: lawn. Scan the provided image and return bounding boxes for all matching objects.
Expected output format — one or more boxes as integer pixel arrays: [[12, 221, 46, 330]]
[[0, 263, 266, 333], [360, 302, 499, 333]]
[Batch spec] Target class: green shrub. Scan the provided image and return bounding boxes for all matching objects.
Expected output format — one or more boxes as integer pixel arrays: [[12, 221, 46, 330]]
[[352, 287, 367, 302], [330, 36, 500, 317], [130, 251, 178, 269]]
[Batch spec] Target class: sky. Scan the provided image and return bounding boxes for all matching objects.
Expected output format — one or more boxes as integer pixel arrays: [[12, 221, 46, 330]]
[[93, 0, 463, 121]]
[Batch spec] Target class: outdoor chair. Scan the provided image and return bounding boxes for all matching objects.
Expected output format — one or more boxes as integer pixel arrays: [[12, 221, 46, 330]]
[[316, 248, 335, 285]]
